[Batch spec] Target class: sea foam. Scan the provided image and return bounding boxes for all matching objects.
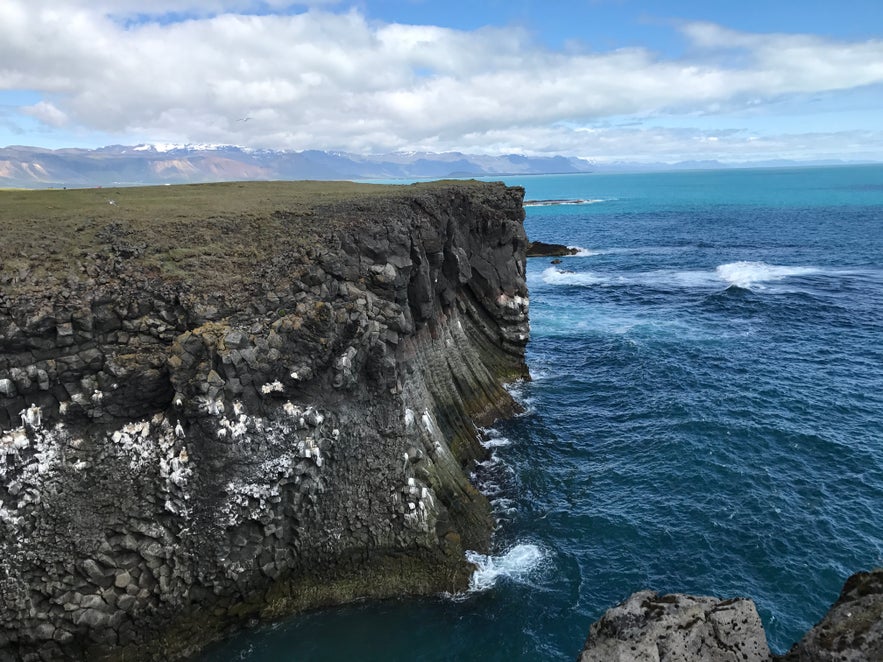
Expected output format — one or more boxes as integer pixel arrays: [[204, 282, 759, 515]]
[[715, 261, 818, 289], [541, 267, 608, 286], [541, 262, 823, 291], [465, 544, 546, 592], [524, 198, 608, 207], [570, 247, 601, 257]]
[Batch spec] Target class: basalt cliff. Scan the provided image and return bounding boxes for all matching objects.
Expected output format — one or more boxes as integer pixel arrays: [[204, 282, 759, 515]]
[[0, 181, 530, 660]]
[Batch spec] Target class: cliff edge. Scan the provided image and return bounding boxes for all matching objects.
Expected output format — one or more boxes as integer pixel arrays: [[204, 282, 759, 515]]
[[0, 180, 530, 660]]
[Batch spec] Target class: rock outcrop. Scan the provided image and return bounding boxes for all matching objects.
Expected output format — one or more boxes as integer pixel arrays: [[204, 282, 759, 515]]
[[579, 568, 883, 662], [0, 180, 530, 660], [526, 241, 579, 257], [779, 568, 883, 661], [579, 590, 771, 662]]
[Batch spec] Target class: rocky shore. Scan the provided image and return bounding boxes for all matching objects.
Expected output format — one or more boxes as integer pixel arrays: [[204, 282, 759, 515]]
[[0, 180, 530, 660], [579, 568, 883, 661]]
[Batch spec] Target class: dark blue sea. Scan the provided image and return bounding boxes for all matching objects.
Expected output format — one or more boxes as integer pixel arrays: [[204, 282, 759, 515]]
[[204, 166, 883, 660]]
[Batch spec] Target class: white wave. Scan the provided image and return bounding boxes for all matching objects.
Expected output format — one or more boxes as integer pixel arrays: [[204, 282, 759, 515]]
[[540, 262, 823, 291], [465, 543, 546, 592], [490, 497, 518, 515], [503, 381, 536, 416], [527, 366, 552, 381], [524, 198, 608, 207], [715, 261, 819, 289], [541, 267, 608, 286], [476, 479, 504, 497], [570, 246, 601, 257], [481, 434, 512, 449], [475, 456, 500, 470], [561, 246, 646, 257]]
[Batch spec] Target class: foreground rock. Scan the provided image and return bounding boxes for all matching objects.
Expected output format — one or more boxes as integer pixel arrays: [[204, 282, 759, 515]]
[[579, 568, 883, 662], [0, 180, 530, 660], [579, 590, 771, 662], [779, 568, 883, 661]]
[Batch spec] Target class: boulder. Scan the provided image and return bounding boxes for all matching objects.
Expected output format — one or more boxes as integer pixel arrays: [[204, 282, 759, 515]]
[[579, 590, 771, 662]]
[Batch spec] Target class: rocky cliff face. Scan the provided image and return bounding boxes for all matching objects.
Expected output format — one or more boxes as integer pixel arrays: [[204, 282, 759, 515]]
[[0, 181, 529, 660]]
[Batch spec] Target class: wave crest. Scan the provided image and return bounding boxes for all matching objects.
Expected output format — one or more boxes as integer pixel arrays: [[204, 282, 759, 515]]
[[715, 261, 818, 289], [541, 262, 823, 291]]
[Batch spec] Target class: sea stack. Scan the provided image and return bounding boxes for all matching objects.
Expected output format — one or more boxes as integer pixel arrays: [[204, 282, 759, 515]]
[[0, 181, 530, 660]]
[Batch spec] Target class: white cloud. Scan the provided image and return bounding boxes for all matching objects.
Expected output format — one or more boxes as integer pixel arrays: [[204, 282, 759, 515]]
[[60, 1, 340, 16], [21, 101, 69, 127], [680, 21, 883, 94], [417, 121, 883, 164], [1, 1, 883, 158]]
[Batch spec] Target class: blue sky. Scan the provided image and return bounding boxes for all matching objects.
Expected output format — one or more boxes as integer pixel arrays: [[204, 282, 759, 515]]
[[360, 1, 883, 50], [2, 0, 883, 162]]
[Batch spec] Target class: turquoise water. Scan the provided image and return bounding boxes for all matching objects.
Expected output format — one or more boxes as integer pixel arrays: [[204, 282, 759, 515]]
[[204, 166, 883, 660]]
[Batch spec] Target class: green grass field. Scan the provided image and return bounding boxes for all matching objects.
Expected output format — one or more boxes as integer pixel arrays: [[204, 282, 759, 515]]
[[0, 180, 485, 294]]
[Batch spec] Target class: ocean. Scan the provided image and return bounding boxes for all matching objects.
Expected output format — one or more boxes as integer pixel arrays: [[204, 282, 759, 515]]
[[203, 166, 883, 660]]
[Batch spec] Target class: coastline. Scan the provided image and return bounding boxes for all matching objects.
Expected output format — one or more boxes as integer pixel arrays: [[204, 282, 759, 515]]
[[0, 180, 530, 659]]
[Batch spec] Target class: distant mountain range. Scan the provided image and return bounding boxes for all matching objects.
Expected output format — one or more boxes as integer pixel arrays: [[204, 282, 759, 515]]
[[0, 143, 875, 188], [0, 144, 594, 188]]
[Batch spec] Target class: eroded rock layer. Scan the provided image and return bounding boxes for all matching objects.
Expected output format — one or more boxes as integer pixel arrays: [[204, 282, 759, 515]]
[[0, 181, 529, 660]]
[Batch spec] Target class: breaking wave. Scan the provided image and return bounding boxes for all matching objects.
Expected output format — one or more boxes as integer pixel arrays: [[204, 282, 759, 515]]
[[540, 267, 608, 286], [541, 261, 829, 291], [570, 247, 601, 257], [465, 544, 546, 592], [524, 198, 609, 207], [714, 261, 819, 289], [480, 430, 513, 449]]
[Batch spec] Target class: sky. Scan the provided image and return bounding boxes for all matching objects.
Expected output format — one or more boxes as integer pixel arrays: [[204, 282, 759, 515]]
[[2, 0, 883, 163]]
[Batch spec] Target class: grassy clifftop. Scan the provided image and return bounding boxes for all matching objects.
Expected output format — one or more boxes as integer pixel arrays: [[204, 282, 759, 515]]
[[0, 179, 494, 296]]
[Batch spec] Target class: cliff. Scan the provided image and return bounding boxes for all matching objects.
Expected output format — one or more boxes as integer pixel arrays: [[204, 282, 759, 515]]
[[0, 180, 530, 660]]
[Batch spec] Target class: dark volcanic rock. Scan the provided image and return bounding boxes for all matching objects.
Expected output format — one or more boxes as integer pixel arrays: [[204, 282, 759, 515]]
[[579, 590, 772, 662], [777, 568, 883, 662], [0, 181, 530, 660], [579, 569, 883, 662], [526, 241, 579, 257]]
